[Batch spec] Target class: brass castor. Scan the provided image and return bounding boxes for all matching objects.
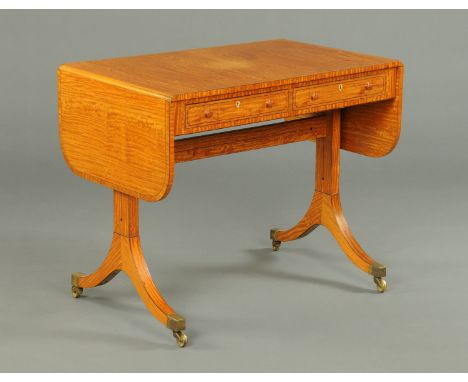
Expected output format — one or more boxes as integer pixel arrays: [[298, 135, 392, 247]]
[[173, 330, 188, 348], [373, 277, 387, 293], [270, 228, 281, 251], [272, 240, 281, 251], [71, 285, 83, 298]]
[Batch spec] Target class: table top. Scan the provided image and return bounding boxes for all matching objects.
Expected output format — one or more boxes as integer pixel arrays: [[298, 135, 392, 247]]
[[58, 39, 404, 201], [60, 39, 402, 101]]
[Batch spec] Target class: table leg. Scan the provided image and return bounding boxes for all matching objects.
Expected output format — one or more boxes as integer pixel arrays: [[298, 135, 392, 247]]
[[70, 190, 188, 347], [270, 110, 387, 292]]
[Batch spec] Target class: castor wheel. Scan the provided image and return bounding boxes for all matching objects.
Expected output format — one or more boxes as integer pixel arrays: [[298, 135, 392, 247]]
[[373, 277, 387, 293], [272, 240, 281, 251], [71, 285, 83, 298], [173, 330, 188, 348]]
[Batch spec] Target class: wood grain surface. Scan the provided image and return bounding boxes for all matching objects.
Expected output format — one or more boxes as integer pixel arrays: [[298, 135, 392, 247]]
[[62, 39, 401, 101], [58, 67, 174, 202]]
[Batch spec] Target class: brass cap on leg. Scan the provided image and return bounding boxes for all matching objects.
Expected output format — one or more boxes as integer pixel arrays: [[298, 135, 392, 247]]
[[71, 272, 86, 287], [369, 262, 386, 278], [167, 313, 186, 331], [270, 228, 279, 240]]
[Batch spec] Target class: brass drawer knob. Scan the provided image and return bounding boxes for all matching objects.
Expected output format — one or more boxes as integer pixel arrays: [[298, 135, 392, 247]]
[[204, 110, 213, 118], [310, 92, 318, 100], [265, 99, 274, 108], [365, 82, 373, 90]]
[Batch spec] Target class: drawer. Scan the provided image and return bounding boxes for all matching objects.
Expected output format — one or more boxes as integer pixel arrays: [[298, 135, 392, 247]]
[[186, 90, 289, 128], [293, 74, 387, 110]]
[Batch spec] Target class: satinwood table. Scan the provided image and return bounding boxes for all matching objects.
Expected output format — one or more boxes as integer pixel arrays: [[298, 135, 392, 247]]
[[58, 39, 404, 347]]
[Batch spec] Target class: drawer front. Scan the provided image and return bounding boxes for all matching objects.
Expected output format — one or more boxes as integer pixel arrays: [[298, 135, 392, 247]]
[[294, 74, 386, 110], [187, 90, 289, 128]]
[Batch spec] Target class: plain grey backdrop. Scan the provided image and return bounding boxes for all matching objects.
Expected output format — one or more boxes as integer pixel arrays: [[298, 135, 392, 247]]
[[1, 10, 467, 372]]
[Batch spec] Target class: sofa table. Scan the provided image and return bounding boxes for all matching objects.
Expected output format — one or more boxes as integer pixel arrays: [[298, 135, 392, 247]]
[[58, 39, 404, 347]]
